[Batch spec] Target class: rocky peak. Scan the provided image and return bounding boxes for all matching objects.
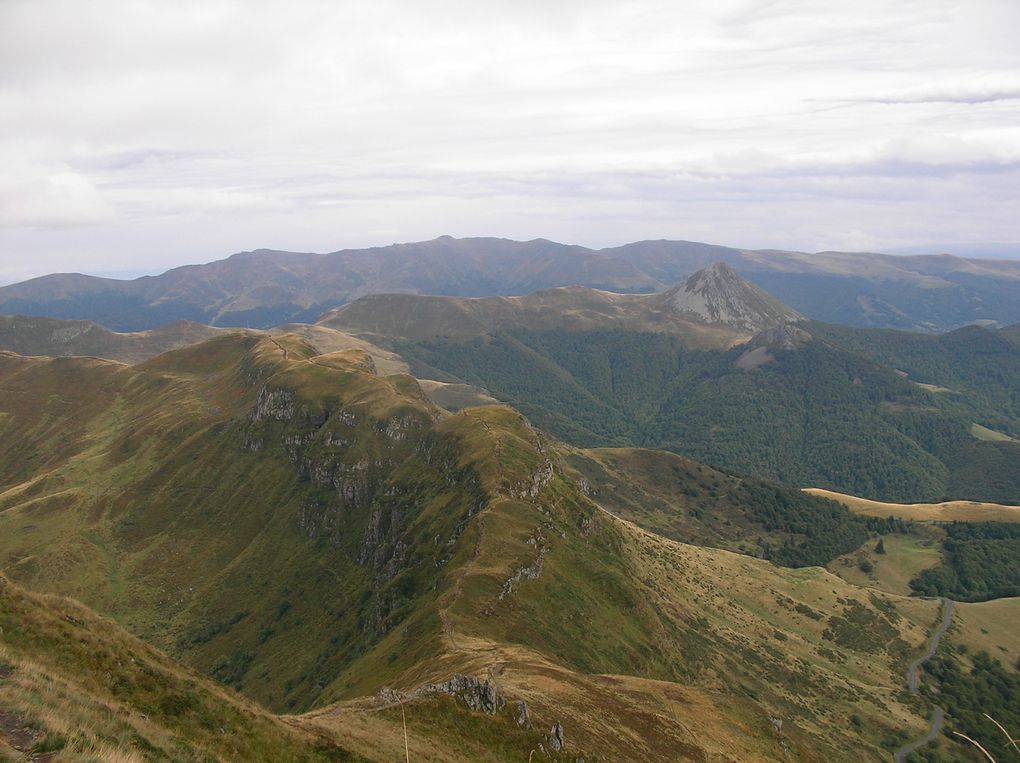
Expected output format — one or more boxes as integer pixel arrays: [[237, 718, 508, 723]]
[[658, 262, 803, 332]]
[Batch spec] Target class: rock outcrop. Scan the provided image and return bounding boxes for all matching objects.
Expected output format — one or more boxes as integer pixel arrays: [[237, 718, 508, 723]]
[[658, 262, 803, 332], [414, 673, 506, 715]]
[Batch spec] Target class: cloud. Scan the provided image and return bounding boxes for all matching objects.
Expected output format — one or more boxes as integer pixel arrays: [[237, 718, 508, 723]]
[[0, 157, 113, 228], [0, 0, 1018, 277], [814, 83, 1020, 105]]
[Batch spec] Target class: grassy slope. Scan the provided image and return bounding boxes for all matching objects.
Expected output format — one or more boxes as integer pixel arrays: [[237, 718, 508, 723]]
[[826, 532, 944, 597], [308, 451, 940, 762], [806, 488, 1020, 523], [952, 597, 1020, 670], [396, 326, 1020, 503], [0, 575, 357, 762], [0, 335, 942, 760], [561, 446, 878, 566], [0, 335, 481, 712]]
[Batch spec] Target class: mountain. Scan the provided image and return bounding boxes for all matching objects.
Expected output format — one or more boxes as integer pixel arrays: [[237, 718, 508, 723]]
[[651, 262, 803, 332], [2, 236, 1019, 332], [347, 288, 1020, 503], [0, 332, 951, 760], [320, 263, 801, 348], [0, 314, 223, 364]]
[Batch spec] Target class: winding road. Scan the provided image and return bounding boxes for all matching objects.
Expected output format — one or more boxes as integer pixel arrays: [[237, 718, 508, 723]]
[[894, 597, 953, 763]]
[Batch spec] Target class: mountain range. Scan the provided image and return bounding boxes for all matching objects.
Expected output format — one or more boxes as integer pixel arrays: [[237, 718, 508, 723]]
[[2, 236, 1019, 332], [0, 330, 973, 761], [4, 262, 1019, 505], [3, 243, 1020, 760], [321, 265, 1020, 505]]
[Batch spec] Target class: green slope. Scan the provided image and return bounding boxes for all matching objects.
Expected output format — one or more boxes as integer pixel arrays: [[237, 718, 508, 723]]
[[0, 333, 946, 761], [395, 325, 1020, 503], [0, 575, 357, 761]]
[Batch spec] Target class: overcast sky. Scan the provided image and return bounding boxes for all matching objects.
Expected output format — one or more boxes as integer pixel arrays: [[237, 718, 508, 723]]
[[1, 0, 1018, 283]]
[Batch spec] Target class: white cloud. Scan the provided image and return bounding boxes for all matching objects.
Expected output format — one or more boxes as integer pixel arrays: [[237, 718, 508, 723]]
[[0, 0, 1018, 278], [0, 155, 114, 228]]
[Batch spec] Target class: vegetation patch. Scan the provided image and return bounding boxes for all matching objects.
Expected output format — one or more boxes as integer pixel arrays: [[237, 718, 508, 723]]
[[910, 522, 1020, 601]]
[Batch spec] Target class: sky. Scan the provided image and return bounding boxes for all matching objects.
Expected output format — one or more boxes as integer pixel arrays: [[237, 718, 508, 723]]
[[1, 0, 1019, 284]]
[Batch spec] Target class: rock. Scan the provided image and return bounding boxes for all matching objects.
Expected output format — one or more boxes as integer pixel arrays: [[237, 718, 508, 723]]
[[514, 700, 530, 727], [249, 386, 296, 421], [414, 673, 505, 715], [548, 721, 565, 752]]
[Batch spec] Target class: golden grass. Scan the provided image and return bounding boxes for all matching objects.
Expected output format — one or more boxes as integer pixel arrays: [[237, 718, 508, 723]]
[[953, 598, 1020, 669], [827, 532, 943, 596], [804, 488, 1020, 523]]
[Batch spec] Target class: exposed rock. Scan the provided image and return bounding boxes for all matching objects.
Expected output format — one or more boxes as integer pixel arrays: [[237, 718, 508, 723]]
[[753, 323, 812, 351], [735, 324, 812, 369], [548, 721, 565, 752], [659, 262, 803, 332], [514, 700, 530, 727], [376, 687, 403, 705], [498, 531, 546, 600], [250, 386, 296, 422], [414, 673, 505, 714]]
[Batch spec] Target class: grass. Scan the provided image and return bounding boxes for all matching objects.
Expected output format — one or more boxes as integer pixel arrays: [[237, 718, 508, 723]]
[[805, 488, 1020, 523], [0, 331, 948, 761], [953, 598, 1020, 670], [828, 531, 944, 596], [971, 423, 1018, 443], [0, 575, 360, 762]]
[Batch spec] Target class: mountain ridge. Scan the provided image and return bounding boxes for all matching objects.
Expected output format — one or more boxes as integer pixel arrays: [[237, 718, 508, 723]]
[[320, 263, 801, 347], [0, 330, 946, 760], [3, 235, 1018, 331]]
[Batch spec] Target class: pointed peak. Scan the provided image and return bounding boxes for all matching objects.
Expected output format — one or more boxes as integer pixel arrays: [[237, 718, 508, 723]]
[[659, 262, 803, 333]]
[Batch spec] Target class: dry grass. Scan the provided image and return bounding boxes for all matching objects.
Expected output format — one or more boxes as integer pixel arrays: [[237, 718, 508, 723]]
[[827, 532, 943, 596], [953, 598, 1020, 669], [302, 504, 939, 762], [804, 488, 1020, 523]]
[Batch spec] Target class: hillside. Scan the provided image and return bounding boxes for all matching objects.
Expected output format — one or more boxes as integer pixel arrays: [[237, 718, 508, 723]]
[[2, 236, 1018, 331], [806, 488, 1020, 523], [0, 315, 222, 364], [325, 274, 1019, 504], [0, 332, 952, 760], [320, 263, 800, 349], [0, 574, 358, 761], [380, 322, 1020, 503]]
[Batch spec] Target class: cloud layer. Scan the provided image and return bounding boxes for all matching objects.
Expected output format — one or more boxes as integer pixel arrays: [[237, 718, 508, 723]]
[[1, 0, 1018, 282]]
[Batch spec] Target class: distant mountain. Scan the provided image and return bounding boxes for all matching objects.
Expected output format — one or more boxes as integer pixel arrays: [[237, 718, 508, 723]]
[[651, 261, 803, 332], [2, 236, 1018, 331], [321, 263, 800, 348]]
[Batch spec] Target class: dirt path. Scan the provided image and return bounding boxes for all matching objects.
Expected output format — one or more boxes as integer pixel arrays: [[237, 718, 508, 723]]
[[894, 598, 953, 762]]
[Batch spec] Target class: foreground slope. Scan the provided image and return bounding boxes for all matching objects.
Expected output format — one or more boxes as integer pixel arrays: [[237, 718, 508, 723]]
[[0, 575, 356, 762], [0, 334, 947, 760]]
